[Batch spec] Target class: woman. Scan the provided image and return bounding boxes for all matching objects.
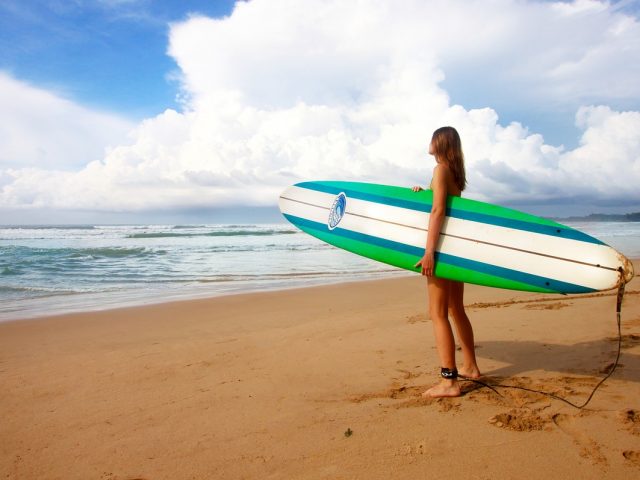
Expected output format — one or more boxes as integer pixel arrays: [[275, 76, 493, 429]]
[[412, 126, 481, 398]]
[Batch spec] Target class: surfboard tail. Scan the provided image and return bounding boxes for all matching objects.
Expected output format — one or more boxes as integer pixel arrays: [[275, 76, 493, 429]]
[[620, 253, 635, 285]]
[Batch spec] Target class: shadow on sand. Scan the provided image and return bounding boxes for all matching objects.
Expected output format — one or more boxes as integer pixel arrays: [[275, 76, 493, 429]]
[[476, 334, 640, 383]]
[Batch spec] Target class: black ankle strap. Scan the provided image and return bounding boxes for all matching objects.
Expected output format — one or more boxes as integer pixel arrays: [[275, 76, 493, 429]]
[[440, 367, 458, 379]]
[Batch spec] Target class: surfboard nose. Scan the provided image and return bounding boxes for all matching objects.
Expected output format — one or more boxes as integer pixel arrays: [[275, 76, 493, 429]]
[[620, 253, 635, 285]]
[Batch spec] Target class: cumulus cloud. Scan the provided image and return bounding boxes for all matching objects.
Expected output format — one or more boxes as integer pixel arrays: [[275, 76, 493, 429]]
[[0, 72, 134, 170], [1, 0, 639, 215]]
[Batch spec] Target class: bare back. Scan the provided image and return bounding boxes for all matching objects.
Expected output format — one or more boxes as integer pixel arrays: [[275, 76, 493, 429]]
[[430, 163, 462, 198]]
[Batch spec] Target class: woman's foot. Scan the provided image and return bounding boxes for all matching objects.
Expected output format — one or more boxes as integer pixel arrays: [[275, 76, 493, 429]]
[[421, 379, 461, 398], [458, 365, 481, 379]]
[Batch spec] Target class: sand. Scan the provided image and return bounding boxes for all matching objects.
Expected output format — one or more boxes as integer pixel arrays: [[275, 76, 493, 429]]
[[1, 261, 639, 479]]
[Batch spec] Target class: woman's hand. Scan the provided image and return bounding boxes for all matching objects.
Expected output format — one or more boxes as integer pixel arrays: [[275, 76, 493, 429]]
[[414, 251, 435, 277], [411, 186, 424, 192]]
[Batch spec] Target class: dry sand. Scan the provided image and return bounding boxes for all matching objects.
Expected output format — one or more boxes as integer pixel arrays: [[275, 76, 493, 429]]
[[1, 261, 639, 479]]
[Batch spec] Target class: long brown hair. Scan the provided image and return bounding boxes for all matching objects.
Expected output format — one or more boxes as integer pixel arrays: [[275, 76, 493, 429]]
[[431, 126, 466, 192]]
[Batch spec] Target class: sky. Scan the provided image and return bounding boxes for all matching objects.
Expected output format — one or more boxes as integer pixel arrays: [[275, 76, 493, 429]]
[[1, 0, 639, 224]]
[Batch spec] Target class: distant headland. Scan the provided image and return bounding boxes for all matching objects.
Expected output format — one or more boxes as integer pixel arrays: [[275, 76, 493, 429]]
[[555, 212, 640, 222]]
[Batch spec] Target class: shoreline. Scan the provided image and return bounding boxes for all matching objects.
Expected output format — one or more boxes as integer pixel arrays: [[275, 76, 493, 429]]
[[3, 256, 637, 324], [1, 261, 639, 478], [0, 269, 411, 323]]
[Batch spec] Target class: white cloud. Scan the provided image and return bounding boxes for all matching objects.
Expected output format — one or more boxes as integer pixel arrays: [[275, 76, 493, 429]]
[[1, 0, 639, 215], [561, 105, 640, 195], [0, 72, 134, 170]]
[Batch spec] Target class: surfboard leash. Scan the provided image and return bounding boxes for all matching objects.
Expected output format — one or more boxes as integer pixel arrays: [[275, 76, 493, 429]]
[[459, 270, 626, 410]]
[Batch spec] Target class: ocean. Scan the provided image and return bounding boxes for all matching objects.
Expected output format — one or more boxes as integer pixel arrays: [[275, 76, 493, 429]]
[[1, 221, 638, 321], [0, 223, 404, 320]]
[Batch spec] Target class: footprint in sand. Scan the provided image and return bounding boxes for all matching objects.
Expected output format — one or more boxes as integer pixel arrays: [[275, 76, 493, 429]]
[[620, 409, 640, 436], [523, 301, 571, 310], [488, 409, 550, 431], [623, 450, 640, 467], [406, 313, 427, 324], [395, 369, 422, 380], [552, 414, 608, 466], [616, 334, 640, 349]]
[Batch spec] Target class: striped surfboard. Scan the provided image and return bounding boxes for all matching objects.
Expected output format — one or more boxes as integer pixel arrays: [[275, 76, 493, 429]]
[[278, 181, 634, 294]]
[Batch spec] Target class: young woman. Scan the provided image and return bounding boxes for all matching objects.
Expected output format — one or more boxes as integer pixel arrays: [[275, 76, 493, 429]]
[[412, 126, 481, 398]]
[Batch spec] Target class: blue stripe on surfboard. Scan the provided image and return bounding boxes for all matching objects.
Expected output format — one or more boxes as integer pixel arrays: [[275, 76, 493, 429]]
[[296, 181, 603, 245], [435, 252, 596, 294], [284, 213, 596, 294]]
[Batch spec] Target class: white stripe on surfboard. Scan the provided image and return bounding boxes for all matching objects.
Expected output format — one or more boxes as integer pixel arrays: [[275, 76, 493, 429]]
[[279, 189, 621, 290]]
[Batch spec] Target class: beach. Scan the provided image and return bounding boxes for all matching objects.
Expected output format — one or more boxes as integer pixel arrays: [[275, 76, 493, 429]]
[[1, 261, 639, 479]]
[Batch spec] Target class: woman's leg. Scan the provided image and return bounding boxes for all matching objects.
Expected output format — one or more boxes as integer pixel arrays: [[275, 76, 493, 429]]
[[422, 276, 460, 398], [428, 276, 456, 369], [448, 281, 480, 378]]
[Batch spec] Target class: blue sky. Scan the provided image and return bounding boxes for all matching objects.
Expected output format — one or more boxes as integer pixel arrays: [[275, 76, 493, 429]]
[[0, 0, 236, 118], [1, 0, 639, 223]]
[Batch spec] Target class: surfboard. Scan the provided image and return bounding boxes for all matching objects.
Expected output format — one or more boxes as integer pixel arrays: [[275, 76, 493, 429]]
[[278, 181, 634, 294]]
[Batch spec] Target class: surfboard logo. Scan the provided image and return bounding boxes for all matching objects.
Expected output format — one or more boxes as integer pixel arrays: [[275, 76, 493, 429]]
[[328, 192, 347, 230]]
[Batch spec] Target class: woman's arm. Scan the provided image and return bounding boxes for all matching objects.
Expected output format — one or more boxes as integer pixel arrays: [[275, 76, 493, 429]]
[[426, 165, 447, 253], [414, 165, 448, 276]]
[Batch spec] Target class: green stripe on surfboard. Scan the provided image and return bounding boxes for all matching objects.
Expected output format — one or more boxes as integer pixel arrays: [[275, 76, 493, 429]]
[[295, 219, 556, 294]]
